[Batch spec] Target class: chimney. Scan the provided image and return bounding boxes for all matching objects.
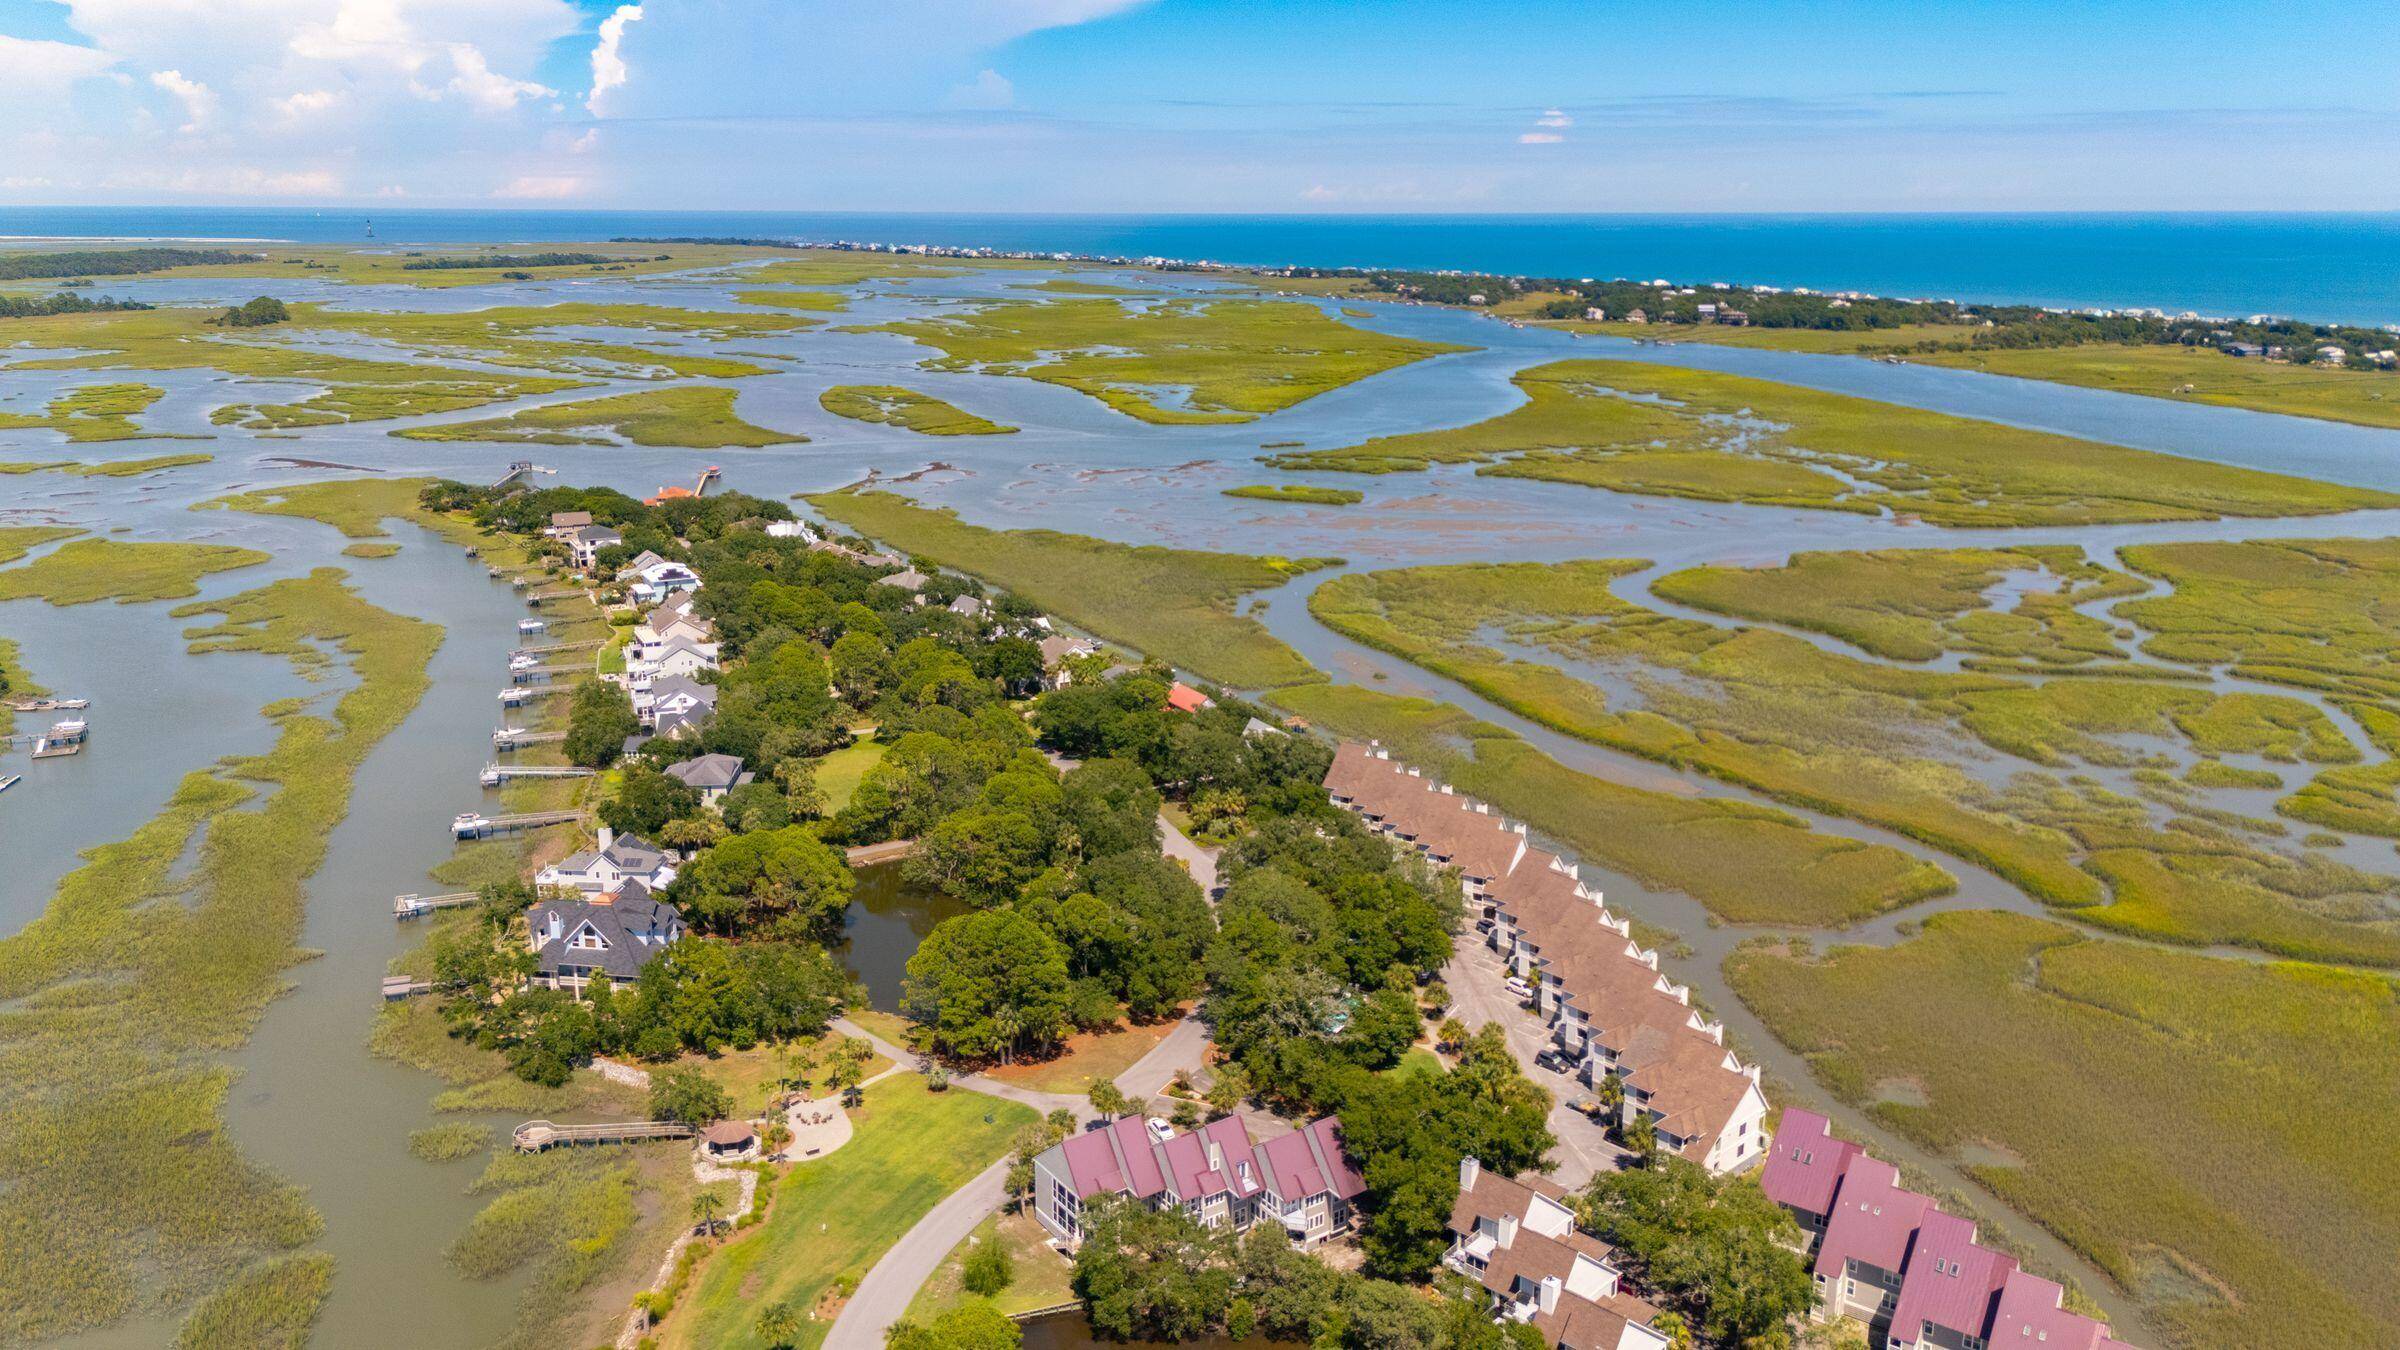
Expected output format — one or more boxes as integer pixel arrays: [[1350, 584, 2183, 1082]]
[[1459, 1156, 1481, 1193], [1206, 1139, 1224, 1175], [1537, 1275, 1562, 1315], [1496, 1212, 1519, 1249]]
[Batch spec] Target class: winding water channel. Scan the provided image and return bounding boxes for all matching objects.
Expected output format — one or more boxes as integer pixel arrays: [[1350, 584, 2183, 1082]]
[[7, 258, 2400, 1346]]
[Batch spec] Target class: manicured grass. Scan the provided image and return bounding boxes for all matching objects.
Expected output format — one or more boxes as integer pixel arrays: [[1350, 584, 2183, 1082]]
[[808, 491, 1335, 689], [1223, 483, 1364, 506], [818, 385, 1016, 436], [677, 1032, 892, 1118], [981, 1016, 1183, 1097], [397, 387, 806, 449], [0, 538, 269, 605], [659, 1075, 1035, 1349], [865, 296, 1472, 424], [812, 739, 888, 814], [0, 568, 440, 1343], [1265, 682, 1953, 926], [1918, 342, 2400, 431], [1727, 910, 2400, 1349], [1653, 546, 2140, 664], [0, 382, 193, 442], [900, 1210, 1079, 1324], [1266, 359, 2400, 526]]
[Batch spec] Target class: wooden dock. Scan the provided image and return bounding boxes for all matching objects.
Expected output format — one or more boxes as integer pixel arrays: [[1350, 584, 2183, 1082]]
[[526, 588, 584, 606], [394, 891, 480, 920], [512, 638, 605, 658], [498, 685, 570, 706], [453, 809, 588, 839], [480, 764, 596, 786], [510, 663, 586, 684], [493, 728, 568, 749], [381, 976, 435, 1001], [513, 1119, 695, 1152]]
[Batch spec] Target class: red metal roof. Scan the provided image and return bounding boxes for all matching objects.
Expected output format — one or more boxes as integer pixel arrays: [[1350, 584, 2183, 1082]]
[[1759, 1108, 1861, 1219], [1811, 1156, 1931, 1279], [1889, 1210, 2016, 1344]]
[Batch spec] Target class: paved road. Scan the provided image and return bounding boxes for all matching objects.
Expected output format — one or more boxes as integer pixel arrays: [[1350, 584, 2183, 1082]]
[[1445, 936, 1628, 1189], [825, 813, 1221, 1347]]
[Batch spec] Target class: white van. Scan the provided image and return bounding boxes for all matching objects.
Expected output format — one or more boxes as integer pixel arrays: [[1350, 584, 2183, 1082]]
[[1504, 977, 1534, 1001]]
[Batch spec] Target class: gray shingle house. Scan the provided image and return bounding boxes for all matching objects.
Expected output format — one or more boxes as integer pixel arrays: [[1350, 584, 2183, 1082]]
[[526, 879, 685, 991], [663, 753, 753, 807]]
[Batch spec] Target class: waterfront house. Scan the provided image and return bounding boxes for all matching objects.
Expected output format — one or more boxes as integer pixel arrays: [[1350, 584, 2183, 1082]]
[[565, 524, 622, 570], [1444, 1158, 1670, 1350], [1031, 1113, 1362, 1250], [1323, 742, 1770, 1177], [876, 568, 930, 597], [525, 879, 683, 992], [628, 634, 720, 685], [1760, 1110, 2141, 1348], [664, 753, 753, 808], [643, 675, 717, 738], [536, 826, 679, 895], [765, 520, 816, 540], [948, 594, 987, 620], [621, 557, 702, 607], [545, 510, 594, 535], [1038, 635, 1102, 688], [1166, 682, 1215, 713]]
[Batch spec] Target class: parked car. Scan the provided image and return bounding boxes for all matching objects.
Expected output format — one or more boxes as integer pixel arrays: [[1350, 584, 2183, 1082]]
[[1568, 1095, 1606, 1118], [1504, 977, 1533, 1001], [1146, 1117, 1175, 1144], [1534, 1048, 1569, 1074]]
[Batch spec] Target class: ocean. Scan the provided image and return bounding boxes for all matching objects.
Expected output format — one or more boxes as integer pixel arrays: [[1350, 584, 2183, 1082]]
[[2, 207, 2397, 328]]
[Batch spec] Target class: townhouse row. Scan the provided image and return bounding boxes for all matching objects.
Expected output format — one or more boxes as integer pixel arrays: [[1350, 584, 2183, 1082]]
[[1445, 1156, 1674, 1350], [1323, 743, 1770, 1176], [1030, 1112, 1367, 1251], [1763, 1110, 2140, 1350]]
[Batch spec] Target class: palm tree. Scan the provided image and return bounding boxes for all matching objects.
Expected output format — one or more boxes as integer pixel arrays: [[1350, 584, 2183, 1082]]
[[1437, 1016, 1470, 1053], [754, 1301, 803, 1349], [691, 1187, 727, 1238]]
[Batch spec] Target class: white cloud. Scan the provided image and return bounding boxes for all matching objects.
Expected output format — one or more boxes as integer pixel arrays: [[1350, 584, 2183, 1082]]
[[1536, 108, 1572, 128], [0, 33, 115, 98], [274, 88, 343, 119], [443, 43, 553, 111], [1519, 131, 1563, 144], [150, 69, 218, 131], [108, 164, 346, 196], [0, 176, 56, 190], [494, 173, 585, 199], [946, 67, 1014, 110], [586, 3, 641, 115], [375, 183, 410, 197]]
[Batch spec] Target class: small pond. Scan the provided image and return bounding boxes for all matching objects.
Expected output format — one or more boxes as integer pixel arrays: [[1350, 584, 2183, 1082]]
[[837, 861, 968, 1011]]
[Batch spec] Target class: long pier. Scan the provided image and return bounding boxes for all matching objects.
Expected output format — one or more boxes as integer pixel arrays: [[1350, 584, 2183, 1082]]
[[513, 1119, 696, 1152], [481, 764, 596, 786], [394, 891, 480, 919], [526, 588, 585, 606], [510, 663, 586, 684], [513, 638, 606, 658], [493, 728, 568, 749], [453, 809, 588, 839]]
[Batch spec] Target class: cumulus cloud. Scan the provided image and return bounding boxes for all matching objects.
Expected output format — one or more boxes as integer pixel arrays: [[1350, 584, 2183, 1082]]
[[442, 43, 553, 111], [946, 67, 1014, 110], [274, 88, 343, 119], [0, 33, 115, 98], [150, 69, 217, 131], [587, 4, 642, 115]]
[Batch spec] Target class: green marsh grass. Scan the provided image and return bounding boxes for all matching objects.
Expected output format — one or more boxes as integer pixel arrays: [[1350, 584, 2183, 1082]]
[[397, 387, 806, 449], [1222, 483, 1363, 505], [808, 490, 1335, 689], [0, 538, 268, 605], [817, 384, 1016, 435]]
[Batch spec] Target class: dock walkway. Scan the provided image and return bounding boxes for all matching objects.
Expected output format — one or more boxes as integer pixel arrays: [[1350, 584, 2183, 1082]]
[[513, 1119, 695, 1152], [481, 764, 596, 786], [453, 809, 589, 839]]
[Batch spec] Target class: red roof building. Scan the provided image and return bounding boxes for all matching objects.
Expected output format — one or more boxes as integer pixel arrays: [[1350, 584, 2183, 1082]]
[[1165, 681, 1215, 713]]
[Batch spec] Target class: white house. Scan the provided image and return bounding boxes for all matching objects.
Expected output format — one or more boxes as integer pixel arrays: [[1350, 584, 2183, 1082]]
[[663, 753, 753, 808], [535, 827, 678, 895]]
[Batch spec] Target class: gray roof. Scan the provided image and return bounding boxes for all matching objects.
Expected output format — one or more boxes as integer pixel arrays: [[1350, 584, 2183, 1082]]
[[877, 569, 929, 591], [664, 753, 750, 791], [572, 524, 622, 545], [553, 832, 670, 878], [1244, 717, 1288, 739], [528, 884, 683, 982], [650, 675, 717, 709], [948, 594, 985, 616], [550, 511, 593, 528]]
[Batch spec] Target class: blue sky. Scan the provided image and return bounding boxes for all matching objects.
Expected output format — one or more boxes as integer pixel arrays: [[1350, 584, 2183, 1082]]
[[0, 0, 2394, 211]]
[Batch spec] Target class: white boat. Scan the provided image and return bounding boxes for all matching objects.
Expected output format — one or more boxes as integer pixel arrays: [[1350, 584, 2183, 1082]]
[[48, 718, 86, 741], [508, 655, 539, 671], [493, 726, 528, 744], [517, 619, 546, 634], [452, 812, 491, 837], [0, 774, 19, 793]]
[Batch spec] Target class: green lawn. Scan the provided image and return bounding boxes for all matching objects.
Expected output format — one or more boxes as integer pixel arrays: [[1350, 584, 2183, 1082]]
[[1266, 359, 2400, 527], [980, 1016, 1184, 1097], [660, 1075, 1034, 1349], [813, 739, 889, 814], [808, 491, 1335, 690], [900, 1210, 1078, 1325]]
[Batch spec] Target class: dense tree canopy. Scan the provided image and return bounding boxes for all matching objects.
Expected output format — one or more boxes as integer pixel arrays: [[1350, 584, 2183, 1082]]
[[671, 824, 854, 938], [903, 908, 1073, 1063]]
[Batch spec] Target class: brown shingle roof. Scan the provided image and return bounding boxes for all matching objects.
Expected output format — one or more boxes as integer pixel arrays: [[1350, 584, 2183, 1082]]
[[1448, 1169, 1660, 1348]]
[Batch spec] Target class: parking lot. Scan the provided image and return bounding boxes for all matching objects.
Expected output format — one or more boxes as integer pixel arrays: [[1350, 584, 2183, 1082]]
[[1444, 930, 1630, 1188]]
